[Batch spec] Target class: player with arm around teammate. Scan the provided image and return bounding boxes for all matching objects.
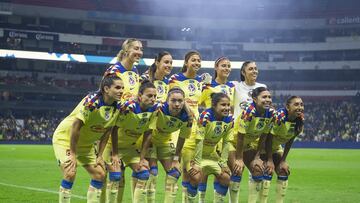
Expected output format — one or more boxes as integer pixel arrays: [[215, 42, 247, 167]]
[[258, 96, 304, 203], [140, 51, 175, 202], [52, 75, 124, 203], [103, 80, 158, 203], [228, 87, 275, 203]]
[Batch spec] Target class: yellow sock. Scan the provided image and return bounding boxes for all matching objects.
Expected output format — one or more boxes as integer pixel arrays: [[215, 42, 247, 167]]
[[248, 179, 261, 203], [87, 186, 102, 203], [117, 178, 125, 203], [198, 183, 207, 203], [199, 191, 206, 203], [105, 181, 119, 203], [133, 179, 148, 203], [131, 177, 138, 201], [259, 180, 271, 203], [59, 187, 71, 203], [164, 175, 179, 203], [229, 180, 241, 203], [276, 180, 288, 203], [181, 181, 189, 203], [214, 191, 226, 203], [146, 173, 157, 203], [100, 178, 107, 203]]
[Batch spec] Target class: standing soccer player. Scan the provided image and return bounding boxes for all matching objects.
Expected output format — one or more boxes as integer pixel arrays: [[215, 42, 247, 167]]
[[169, 51, 203, 202], [141, 51, 174, 203], [233, 61, 267, 118], [229, 87, 275, 203], [191, 93, 233, 203], [104, 38, 143, 102], [258, 96, 304, 203], [52, 75, 124, 203], [104, 80, 158, 203]]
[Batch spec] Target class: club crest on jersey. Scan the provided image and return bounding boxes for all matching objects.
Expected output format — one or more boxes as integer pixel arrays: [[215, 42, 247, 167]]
[[167, 121, 175, 128], [256, 119, 265, 129], [139, 118, 148, 126], [104, 110, 111, 121], [214, 125, 223, 136], [188, 83, 196, 93], [157, 85, 164, 95], [129, 75, 136, 86]]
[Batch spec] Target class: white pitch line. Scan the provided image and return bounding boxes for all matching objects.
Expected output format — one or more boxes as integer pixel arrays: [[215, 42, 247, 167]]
[[0, 182, 86, 199]]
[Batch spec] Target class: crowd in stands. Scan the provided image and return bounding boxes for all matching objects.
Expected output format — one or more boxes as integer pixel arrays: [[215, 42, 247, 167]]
[[1, 100, 359, 142], [0, 114, 61, 142]]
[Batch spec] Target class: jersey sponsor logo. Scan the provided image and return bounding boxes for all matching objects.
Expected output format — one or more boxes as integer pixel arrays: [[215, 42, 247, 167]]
[[90, 125, 107, 133]]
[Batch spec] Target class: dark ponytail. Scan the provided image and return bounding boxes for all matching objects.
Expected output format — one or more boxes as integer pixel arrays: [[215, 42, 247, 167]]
[[182, 51, 201, 72], [139, 79, 156, 94], [210, 92, 230, 111], [149, 51, 171, 82], [214, 56, 229, 80], [240, 61, 254, 81], [286, 96, 304, 135], [251, 86, 269, 100]]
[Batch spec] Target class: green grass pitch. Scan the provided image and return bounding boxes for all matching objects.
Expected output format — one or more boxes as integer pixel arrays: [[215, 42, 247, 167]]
[[0, 145, 359, 202]]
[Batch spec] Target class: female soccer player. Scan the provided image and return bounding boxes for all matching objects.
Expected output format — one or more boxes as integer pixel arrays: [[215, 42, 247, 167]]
[[104, 80, 158, 203], [190, 92, 233, 203], [200, 56, 235, 109], [104, 38, 143, 102], [169, 51, 203, 202], [146, 87, 193, 203], [101, 38, 143, 203], [142, 51, 173, 102], [52, 74, 124, 203], [233, 61, 267, 118], [258, 96, 304, 203], [198, 56, 235, 201], [139, 51, 174, 202], [228, 87, 275, 203]]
